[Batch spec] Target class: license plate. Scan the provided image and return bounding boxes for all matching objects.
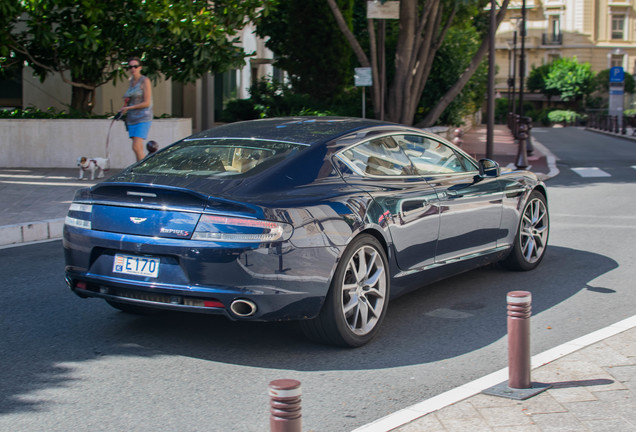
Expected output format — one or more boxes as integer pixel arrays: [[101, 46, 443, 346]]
[[113, 254, 159, 278]]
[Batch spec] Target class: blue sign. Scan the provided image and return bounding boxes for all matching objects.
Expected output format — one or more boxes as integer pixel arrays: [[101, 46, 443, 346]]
[[610, 66, 624, 83]]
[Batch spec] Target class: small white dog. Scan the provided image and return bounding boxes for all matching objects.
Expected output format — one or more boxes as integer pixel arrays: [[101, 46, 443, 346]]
[[78, 156, 109, 180]]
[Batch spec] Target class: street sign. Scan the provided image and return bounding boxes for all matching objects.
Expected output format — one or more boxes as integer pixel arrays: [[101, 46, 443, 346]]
[[610, 66, 624, 83], [367, 1, 400, 19], [354, 67, 373, 87]]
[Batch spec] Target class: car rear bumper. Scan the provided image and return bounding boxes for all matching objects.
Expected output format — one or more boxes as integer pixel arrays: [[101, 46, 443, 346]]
[[63, 226, 340, 321]]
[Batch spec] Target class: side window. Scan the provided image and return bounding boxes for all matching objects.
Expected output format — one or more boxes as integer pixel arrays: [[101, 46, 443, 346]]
[[340, 136, 416, 176], [394, 134, 476, 174]]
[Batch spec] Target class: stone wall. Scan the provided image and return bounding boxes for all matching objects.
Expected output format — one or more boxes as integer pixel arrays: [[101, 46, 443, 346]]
[[0, 118, 192, 168]]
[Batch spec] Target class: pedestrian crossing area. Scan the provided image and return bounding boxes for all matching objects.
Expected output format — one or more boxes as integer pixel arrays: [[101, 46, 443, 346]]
[[569, 166, 636, 178], [571, 167, 611, 177]]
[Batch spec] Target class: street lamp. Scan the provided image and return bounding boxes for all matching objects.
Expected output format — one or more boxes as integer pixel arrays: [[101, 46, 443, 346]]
[[516, 0, 530, 168], [508, 17, 522, 124]]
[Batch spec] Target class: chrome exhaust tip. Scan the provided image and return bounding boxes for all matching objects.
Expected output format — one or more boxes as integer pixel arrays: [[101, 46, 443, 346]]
[[230, 299, 257, 317]]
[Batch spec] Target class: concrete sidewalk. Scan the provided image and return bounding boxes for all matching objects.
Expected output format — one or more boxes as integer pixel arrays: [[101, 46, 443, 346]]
[[357, 316, 636, 431]]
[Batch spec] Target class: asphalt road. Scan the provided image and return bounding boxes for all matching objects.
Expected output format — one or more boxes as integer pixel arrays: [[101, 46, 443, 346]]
[[1, 127, 635, 431]]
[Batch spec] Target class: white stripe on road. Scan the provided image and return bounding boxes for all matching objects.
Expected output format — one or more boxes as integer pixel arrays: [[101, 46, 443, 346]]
[[571, 167, 611, 177]]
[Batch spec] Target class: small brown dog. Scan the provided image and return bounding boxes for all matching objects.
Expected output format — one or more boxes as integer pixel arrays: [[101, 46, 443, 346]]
[[77, 156, 109, 180]]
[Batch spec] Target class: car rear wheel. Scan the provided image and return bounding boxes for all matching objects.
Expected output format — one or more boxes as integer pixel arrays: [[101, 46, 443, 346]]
[[106, 300, 161, 315], [503, 190, 549, 271], [300, 234, 389, 347]]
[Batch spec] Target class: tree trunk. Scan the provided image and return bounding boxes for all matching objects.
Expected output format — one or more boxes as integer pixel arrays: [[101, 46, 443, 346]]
[[416, 0, 511, 127], [70, 86, 95, 115]]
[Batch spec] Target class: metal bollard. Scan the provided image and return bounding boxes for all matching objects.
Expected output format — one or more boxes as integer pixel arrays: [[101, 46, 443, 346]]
[[269, 379, 302, 432], [507, 291, 532, 389], [452, 127, 463, 148], [515, 121, 529, 169], [482, 291, 551, 400]]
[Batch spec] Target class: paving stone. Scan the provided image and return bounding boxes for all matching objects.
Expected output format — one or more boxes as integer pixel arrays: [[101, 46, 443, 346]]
[[531, 412, 590, 432], [566, 341, 633, 367], [546, 386, 598, 404], [581, 418, 636, 432], [514, 393, 568, 414], [435, 403, 492, 431], [391, 414, 447, 432], [604, 330, 636, 357], [477, 405, 535, 427], [491, 426, 542, 432], [468, 394, 518, 408], [604, 364, 636, 383]]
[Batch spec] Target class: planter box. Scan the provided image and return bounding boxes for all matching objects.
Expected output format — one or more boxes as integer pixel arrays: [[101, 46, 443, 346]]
[[0, 118, 192, 168]]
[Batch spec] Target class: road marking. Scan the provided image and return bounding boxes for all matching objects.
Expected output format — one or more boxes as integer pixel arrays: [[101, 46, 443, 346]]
[[571, 167, 611, 177]]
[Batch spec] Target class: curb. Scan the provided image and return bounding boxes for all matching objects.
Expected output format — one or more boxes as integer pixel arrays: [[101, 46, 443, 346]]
[[0, 218, 65, 248], [352, 314, 636, 432]]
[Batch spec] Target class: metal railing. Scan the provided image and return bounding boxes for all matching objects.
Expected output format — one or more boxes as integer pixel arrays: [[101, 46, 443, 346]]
[[541, 33, 562, 45], [587, 113, 634, 135]]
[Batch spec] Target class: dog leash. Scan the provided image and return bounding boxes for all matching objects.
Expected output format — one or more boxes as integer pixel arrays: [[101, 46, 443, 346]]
[[105, 110, 123, 159]]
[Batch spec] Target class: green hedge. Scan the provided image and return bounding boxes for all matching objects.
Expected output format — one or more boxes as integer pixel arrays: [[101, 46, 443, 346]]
[[547, 110, 584, 124], [0, 106, 172, 119]]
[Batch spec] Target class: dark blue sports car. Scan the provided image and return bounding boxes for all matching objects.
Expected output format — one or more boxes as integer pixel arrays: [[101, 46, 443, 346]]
[[63, 117, 549, 347]]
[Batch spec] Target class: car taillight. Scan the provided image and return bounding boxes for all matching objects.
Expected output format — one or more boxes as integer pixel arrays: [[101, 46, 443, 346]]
[[65, 203, 92, 229], [192, 215, 292, 242]]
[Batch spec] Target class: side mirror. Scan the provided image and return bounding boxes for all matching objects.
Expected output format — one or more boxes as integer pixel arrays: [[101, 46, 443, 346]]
[[479, 158, 500, 178]]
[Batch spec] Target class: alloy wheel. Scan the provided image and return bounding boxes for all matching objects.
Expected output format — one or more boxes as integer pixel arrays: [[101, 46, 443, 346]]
[[340, 245, 387, 336]]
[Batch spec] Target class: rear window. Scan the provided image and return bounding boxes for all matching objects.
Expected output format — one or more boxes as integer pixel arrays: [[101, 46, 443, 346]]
[[131, 138, 308, 177]]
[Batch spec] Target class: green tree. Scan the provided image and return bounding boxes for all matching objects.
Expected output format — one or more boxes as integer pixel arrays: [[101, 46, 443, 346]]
[[544, 57, 595, 103], [527, 63, 560, 103], [327, 0, 511, 126], [256, 0, 353, 103], [417, 25, 488, 126], [0, 0, 271, 114]]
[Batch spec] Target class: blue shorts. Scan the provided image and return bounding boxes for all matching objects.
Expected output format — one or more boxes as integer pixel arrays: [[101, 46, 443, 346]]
[[128, 121, 151, 139]]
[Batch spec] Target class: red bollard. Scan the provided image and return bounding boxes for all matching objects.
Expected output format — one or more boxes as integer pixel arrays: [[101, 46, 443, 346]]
[[507, 291, 532, 389], [269, 379, 301, 432], [482, 291, 551, 400]]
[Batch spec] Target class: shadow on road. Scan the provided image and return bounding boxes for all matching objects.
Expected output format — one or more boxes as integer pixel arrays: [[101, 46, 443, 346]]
[[0, 242, 619, 414]]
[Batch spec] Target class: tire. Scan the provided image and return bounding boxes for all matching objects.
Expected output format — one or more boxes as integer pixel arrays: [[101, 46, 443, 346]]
[[300, 234, 390, 347], [106, 300, 161, 315], [503, 190, 549, 271]]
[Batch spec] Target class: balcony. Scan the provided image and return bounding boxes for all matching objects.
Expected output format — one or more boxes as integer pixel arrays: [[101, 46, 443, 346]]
[[542, 33, 563, 45]]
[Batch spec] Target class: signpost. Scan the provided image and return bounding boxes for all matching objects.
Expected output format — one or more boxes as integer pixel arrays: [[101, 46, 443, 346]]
[[354, 67, 373, 118], [609, 66, 625, 129]]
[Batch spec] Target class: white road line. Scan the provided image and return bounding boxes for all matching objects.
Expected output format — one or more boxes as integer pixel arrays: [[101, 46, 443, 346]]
[[571, 167, 611, 177]]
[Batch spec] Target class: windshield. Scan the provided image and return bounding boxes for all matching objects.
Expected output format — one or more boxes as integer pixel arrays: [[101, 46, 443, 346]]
[[132, 138, 308, 177]]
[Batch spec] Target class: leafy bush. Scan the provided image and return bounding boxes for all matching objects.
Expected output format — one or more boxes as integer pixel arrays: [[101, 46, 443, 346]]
[[0, 106, 171, 119], [547, 110, 584, 124], [220, 78, 363, 122]]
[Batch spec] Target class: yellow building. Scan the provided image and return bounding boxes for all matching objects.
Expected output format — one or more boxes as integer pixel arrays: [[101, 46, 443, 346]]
[[496, 0, 636, 104]]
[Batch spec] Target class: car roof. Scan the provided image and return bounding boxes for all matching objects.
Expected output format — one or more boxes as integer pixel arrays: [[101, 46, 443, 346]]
[[187, 117, 398, 146]]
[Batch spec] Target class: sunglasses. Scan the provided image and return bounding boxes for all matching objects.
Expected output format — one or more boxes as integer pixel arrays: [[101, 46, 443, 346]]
[[127, 65, 141, 70]]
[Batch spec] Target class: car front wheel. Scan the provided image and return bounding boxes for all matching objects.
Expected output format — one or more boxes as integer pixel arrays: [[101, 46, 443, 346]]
[[503, 190, 549, 271], [301, 234, 390, 347]]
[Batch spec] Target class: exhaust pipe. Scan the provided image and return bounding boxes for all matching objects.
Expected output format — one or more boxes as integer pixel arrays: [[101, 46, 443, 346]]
[[230, 299, 257, 317]]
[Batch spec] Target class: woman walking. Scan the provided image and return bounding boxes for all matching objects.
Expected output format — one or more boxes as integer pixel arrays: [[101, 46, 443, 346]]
[[121, 57, 153, 161]]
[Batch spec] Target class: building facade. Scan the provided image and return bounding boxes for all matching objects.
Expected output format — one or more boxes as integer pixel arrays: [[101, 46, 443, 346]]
[[496, 0, 636, 105]]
